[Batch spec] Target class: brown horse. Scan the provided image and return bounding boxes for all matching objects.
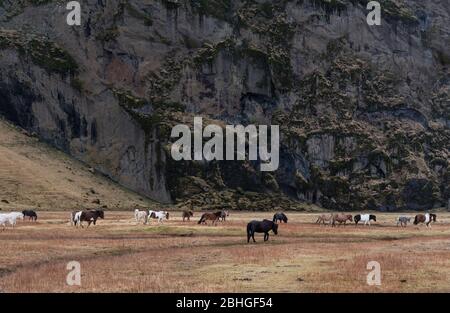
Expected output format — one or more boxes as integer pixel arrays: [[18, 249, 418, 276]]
[[414, 213, 437, 227], [198, 211, 221, 226], [182, 210, 194, 222], [331, 213, 353, 227]]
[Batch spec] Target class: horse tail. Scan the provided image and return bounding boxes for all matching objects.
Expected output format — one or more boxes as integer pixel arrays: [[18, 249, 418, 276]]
[[246, 222, 253, 242], [413, 216, 419, 225], [198, 214, 205, 224]]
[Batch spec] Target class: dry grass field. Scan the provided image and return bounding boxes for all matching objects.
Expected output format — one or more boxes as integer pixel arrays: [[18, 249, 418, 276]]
[[1, 211, 450, 293]]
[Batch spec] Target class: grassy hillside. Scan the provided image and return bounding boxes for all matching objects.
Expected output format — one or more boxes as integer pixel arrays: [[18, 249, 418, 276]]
[[0, 118, 157, 211]]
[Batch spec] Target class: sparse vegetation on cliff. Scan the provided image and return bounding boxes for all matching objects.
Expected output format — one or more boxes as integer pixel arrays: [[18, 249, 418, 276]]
[[0, 30, 78, 76]]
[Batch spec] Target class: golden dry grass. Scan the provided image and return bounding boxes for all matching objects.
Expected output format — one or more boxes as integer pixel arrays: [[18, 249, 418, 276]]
[[1, 211, 450, 293]]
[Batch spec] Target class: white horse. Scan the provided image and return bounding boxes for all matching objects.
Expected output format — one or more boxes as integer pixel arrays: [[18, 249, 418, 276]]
[[70, 211, 82, 227], [354, 214, 376, 226], [0, 212, 24, 230], [134, 209, 148, 225], [147, 210, 170, 223]]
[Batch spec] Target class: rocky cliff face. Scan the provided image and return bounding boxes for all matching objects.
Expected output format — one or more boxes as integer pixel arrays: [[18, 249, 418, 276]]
[[0, 0, 448, 211]]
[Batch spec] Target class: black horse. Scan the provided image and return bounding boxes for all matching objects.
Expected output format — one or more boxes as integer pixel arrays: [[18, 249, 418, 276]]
[[80, 210, 104, 228], [22, 210, 38, 222], [273, 212, 288, 224], [247, 219, 278, 243]]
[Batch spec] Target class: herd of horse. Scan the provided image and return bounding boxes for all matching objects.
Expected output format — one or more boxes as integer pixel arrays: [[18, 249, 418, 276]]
[[0, 208, 440, 243], [0, 210, 39, 229], [315, 213, 437, 228]]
